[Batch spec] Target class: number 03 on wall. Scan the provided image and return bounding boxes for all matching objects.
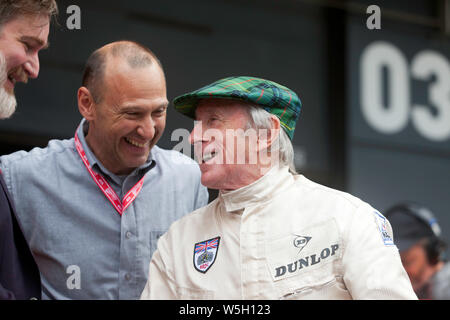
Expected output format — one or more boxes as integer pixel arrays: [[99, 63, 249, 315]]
[[360, 41, 450, 142]]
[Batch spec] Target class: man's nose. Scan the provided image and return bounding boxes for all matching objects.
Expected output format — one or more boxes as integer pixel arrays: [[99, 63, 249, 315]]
[[189, 121, 203, 145], [23, 53, 40, 79], [137, 116, 156, 139]]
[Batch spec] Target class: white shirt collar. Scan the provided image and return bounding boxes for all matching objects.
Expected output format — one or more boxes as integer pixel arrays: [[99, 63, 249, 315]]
[[219, 165, 294, 212]]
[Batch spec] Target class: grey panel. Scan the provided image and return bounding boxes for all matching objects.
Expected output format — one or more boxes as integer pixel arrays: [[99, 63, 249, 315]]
[[347, 17, 450, 152], [347, 4, 450, 257], [0, 67, 81, 138], [349, 145, 450, 247]]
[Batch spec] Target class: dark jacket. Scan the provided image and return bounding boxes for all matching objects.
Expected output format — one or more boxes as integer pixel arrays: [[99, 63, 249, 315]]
[[0, 173, 41, 299]]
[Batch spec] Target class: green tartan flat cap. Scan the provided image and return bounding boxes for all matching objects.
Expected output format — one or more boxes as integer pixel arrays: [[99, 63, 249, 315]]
[[173, 76, 302, 140]]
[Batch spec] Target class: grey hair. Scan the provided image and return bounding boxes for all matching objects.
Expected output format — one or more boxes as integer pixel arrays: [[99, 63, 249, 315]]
[[245, 104, 297, 174]]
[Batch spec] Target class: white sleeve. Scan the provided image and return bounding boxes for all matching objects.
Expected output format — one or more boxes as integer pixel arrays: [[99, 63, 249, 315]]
[[140, 236, 178, 300], [341, 204, 417, 299]]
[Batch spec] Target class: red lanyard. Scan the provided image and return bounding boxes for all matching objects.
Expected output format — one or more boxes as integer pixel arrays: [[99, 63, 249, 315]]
[[74, 131, 145, 216]]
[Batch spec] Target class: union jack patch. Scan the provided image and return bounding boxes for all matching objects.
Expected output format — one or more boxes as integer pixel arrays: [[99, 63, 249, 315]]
[[193, 236, 220, 273]]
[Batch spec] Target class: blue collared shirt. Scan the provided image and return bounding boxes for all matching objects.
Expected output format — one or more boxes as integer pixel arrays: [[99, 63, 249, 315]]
[[0, 119, 208, 299]]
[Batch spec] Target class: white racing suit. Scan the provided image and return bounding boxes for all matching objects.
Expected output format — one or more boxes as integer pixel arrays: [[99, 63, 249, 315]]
[[141, 166, 417, 300]]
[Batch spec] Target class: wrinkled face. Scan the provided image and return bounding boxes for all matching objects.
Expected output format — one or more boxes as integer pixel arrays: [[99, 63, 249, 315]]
[[0, 13, 50, 94], [86, 59, 168, 175], [400, 243, 432, 292], [189, 99, 260, 190]]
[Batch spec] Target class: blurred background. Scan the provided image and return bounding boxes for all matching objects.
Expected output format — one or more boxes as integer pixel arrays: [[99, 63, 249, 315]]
[[0, 0, 449, 254]]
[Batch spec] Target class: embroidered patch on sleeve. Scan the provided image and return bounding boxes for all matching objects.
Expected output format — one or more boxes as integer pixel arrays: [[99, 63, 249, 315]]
[[373, 211, 395, 246]]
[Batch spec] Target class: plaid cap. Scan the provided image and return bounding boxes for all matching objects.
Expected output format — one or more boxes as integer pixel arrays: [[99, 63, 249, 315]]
[[173, 76, 302, 140]]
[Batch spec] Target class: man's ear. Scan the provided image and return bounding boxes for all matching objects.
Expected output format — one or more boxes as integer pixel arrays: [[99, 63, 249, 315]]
[[77, 86, 96, 121], [257, 115, 281, 151]]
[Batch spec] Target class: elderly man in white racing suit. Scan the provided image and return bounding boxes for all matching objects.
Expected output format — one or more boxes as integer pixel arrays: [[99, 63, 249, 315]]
[[141, 76, 417, 300]]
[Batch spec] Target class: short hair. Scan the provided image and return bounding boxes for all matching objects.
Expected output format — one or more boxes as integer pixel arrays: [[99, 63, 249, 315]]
[[81, 41, 164, 103], [0, 0, 58, 26], [246, 104, 297, 174]]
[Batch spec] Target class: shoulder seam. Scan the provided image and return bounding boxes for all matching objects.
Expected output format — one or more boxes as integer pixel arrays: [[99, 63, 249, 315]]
[[2, 139, 75, 165], [299, 176, 362, 209]]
